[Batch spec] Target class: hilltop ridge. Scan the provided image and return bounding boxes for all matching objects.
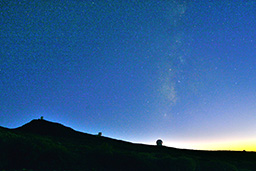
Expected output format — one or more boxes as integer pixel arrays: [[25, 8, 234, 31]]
[[1, 119, 256, 170], [12, 119, 163, 152], [15, 119, 82, 137]]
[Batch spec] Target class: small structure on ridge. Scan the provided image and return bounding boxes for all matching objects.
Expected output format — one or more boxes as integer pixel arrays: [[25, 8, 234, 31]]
[[156, 139, 163, 146]]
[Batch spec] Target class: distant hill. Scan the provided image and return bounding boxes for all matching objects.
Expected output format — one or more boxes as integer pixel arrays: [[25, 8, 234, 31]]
[[15, 119, 77, 136], [1, 119, 256, 170], [14, 119, 98, 143]]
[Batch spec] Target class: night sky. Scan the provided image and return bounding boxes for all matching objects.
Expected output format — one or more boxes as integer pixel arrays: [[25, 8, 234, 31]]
[[1, 0, 256, 151]]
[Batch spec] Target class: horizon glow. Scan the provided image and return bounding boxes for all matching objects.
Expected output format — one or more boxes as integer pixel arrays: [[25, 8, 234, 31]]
[[1, 0, 256, 151]]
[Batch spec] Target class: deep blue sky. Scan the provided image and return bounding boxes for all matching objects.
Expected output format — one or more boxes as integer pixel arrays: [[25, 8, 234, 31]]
[[1, 0, 256, 150]]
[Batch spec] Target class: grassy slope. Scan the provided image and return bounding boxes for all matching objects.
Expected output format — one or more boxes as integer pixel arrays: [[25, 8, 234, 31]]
[[0, 119, 255, 170]]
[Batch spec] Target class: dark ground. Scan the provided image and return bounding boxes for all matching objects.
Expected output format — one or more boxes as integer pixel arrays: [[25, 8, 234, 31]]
[[0, 119, 255, 170]]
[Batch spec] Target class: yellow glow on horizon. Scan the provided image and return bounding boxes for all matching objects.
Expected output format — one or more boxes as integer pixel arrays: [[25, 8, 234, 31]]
[[189, 141, 256, 152], [164, 138, 256, 152]]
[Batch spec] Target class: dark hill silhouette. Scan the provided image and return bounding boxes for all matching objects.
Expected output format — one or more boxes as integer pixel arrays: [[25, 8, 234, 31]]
[[15, 119, 90, 139], [1, 119, 256, 171], [14, 119, 132, 149], [14, 119, 166, 153]]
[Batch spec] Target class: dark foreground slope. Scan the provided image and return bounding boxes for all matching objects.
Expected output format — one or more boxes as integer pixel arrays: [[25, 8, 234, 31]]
[[0, 119, 256, 171]]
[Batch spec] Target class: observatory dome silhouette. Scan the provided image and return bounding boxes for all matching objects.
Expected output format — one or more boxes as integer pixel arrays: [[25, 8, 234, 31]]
[[156, 139, 163, 146]]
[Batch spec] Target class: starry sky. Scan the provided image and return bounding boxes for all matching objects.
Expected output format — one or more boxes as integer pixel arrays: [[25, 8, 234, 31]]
[[1, 0, 256, 151]]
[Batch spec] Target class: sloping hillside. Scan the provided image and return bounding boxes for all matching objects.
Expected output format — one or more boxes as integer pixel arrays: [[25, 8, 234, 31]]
[[0, 119, 255, 170]]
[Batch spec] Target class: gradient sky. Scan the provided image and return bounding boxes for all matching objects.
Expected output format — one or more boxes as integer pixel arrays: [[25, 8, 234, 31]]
[[1, 0, 256, 151]]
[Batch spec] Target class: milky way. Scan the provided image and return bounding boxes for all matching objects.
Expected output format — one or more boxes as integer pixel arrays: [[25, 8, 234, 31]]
[[1, 0, 256, 151]]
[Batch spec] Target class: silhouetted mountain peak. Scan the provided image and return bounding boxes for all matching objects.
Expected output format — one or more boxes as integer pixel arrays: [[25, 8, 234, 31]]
[[15, 119, 78, 137]]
